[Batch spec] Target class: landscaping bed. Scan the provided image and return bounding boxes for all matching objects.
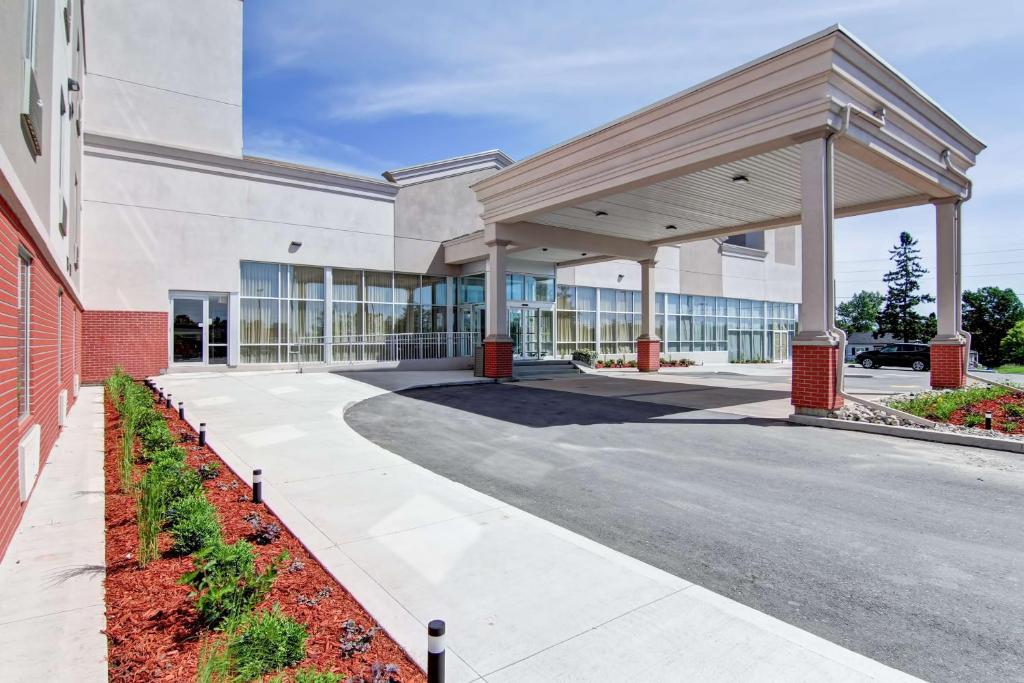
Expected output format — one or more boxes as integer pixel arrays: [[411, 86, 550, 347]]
[[878, 384, 1024, 438], [103, 372, 425, 682]]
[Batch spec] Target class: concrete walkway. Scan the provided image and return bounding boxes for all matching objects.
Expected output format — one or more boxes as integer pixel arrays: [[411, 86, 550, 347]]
[[156, 369, 919, 682], [0, 386, 106, 681]]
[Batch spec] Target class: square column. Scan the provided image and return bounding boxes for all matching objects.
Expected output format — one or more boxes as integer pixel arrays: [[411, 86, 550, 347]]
[[792, 137, 842, 414], [636, 258, 660, 372], [930, 199, 967, 389], [483, 237, 513, 379]]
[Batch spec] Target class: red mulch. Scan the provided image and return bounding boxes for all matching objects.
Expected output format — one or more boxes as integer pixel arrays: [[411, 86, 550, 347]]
[[948, 393, 1024, 434], [104, 389, 426, 682]]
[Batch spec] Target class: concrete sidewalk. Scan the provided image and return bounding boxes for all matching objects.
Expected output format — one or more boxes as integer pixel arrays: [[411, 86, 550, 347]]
[[0, 386, 106, 681], [156, 370, 919, 682]]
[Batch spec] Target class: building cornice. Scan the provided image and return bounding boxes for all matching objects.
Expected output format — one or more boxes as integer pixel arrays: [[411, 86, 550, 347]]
[[383, 150, 514, 186], [83, 133, 399, 202]]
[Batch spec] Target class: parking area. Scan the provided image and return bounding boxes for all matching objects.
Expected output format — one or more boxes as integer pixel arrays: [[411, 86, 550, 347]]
[[346, 373, 1024, 683]]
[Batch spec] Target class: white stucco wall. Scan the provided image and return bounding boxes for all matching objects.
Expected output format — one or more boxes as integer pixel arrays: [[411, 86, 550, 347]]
[[83, 0, 243, 155], [81, 147, 396, 311]]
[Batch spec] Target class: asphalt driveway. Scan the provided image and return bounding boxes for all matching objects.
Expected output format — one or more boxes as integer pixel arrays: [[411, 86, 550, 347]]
[[346, 380, 1024, 683]]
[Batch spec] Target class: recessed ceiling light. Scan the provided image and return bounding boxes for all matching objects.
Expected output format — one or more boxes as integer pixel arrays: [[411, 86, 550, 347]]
[[665, 224, 678, 230], [732, 174, 749, 184], [542, 247, 548, 251], [581, 253, 588, 256], [594, 210, 608, 217]]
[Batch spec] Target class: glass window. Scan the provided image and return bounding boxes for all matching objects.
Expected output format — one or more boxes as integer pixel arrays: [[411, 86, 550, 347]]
[[241, 262, 279, 297], [333, 269, 362, 301], [556, 285, 575, 310], [366, 303, 394, 335], [366, 271, 393, 303], [679, 295, 692, 315], [458, 275, 485, 304], [656, 293, 665, 315], [667, 294, 679, 315], [333, 302, 361, 337], [576, 286, 596, 311], [599, 289, 616, 312], [507, 274, 525, 301], [17, 252, 31, 418], [240, 298, 280, 344], [533, 276, 555, 302], [394, 273, 418, 305], [290, 265, 324, 300], [727, 298, 739, 317]]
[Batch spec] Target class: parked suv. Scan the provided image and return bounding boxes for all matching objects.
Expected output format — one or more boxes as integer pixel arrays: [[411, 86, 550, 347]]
[[855, 343, 930, 371]]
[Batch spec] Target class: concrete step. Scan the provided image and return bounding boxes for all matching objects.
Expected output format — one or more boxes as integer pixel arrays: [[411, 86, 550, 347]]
[[514, 360, 582, 379]]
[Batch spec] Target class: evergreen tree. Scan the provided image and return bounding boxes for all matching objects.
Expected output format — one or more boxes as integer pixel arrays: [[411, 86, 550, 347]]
[[963, 287, 1024, 366], [876, 231, 934, 342]]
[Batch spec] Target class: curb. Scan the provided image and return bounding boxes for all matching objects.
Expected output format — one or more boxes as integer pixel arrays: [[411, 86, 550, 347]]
[[789, 414, 1024, 454]]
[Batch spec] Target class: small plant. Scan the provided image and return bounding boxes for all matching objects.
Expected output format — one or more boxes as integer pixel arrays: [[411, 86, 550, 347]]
[[627, 359, 637, 368], [286, 560, 305, 574], [140, 420, 177, 453], [145, 444, 187, 465], [296, 587, 332, 607], [181, 540, 286, 627], [229, 604, 308, 680], [136, 468, 167, 566], [244, 511, 282, 545], [1004, 420, 1019, 432], [350, 662, 400, 683], [339, 619, 378, 659], [168, 493, 222, 555], [195, 634, 233, 683], [292, 669, 345, 683], [963, 414, 985, 428], [198, 461, 221, 480]]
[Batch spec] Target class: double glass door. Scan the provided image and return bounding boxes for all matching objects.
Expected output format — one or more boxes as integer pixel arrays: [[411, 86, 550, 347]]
[[508, 306, 553, 359], [171, 294, 228, 365]]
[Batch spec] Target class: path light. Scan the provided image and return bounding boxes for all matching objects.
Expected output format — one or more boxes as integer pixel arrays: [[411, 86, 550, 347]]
[[428, 620, 446, 683], [178, 401, 184, 420], [985, 412, 993, 430], [166, 393, 173, 409], [252, 468, 263, 504], [198, 423, 207, 447]]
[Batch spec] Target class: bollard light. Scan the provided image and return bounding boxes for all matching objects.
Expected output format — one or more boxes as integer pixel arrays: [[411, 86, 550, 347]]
[[427, 619, 445, 683], [199, 423, 207, 447], [252, 468, 263, 504], [985, 412, 993, 430], [166, 393, 173, 409], [178, 401, 185, 420]]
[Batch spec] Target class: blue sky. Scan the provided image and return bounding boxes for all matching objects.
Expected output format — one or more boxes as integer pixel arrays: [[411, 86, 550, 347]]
[[242, 1, 1024, 306]]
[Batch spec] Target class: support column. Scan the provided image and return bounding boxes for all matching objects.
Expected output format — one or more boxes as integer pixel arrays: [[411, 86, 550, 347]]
[[483, 237, 513, 379], [636, 258, 660, 372], [930, 198, 967, 389], [792, 137, 842, 415]]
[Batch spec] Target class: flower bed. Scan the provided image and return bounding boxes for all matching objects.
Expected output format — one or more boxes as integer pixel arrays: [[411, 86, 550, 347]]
[[103, 371, 425, 682], [884, 384, 1024, 435], [593, 357, 697, 369]]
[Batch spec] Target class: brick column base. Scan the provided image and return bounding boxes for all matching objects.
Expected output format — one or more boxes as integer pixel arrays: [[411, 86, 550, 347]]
[[930, 342, 967, 389], [636, 338, 661, 372], [483, 339, 513, 379], [791, 344, 843, 415]]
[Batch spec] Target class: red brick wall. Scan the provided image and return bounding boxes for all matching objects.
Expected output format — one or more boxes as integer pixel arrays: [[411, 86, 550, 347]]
[[0, 197, 83, 559], [636, 338, 661, 372], [483, 340, 513, 379], [930, 343, 967, 390], [81, 310, 167, 383], [791, 344, 844, 413]]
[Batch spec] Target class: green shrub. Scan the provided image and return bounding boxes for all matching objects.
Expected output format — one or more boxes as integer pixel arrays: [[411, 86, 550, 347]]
[[168, 493, 222, 555], [229, 604, 308, 680], [570, 349, 599, 366], [141, 420, 177, 453], [136, 469, 166, 566], [147, 458, 202, 507], [1004, 403, 1024, 419], [963, 414, 985, 427], [198, 461, 221, 480], [1004, 420, 1019, 432], [291, 668, 344, 683], [181, 540, 286, 628], [147, 445, 187, 465]]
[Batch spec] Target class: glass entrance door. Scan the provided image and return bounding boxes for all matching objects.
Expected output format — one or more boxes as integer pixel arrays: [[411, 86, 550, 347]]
[[508, 306, 553, 359], [171, 293, 231, 365], [172, 298, 204, 363]]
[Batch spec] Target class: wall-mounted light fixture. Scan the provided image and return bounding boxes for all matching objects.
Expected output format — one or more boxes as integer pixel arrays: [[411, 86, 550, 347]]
[[617, 274, 624, 283], [67, 78, 81, 92], [288, 240, 303, 253]]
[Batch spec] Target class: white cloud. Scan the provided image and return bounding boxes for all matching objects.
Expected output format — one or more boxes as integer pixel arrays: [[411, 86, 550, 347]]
[[243, 126, 396, 178]]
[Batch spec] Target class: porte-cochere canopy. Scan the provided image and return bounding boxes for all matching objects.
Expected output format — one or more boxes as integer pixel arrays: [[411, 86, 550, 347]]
[[447, 25, 983, 413]]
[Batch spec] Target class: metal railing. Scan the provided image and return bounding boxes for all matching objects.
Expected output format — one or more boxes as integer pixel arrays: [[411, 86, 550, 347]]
[[288, 332, 479, 371]]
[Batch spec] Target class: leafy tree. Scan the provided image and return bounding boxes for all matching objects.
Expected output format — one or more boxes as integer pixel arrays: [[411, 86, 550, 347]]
[[836, 290, 884, 334], [963, 287, 1024, 366], [999, 320, 1024, 365], [876, 232, 934, 342]]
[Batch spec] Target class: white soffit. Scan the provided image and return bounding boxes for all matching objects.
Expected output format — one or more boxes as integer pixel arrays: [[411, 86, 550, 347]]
[[529, 146, 923, 241]]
